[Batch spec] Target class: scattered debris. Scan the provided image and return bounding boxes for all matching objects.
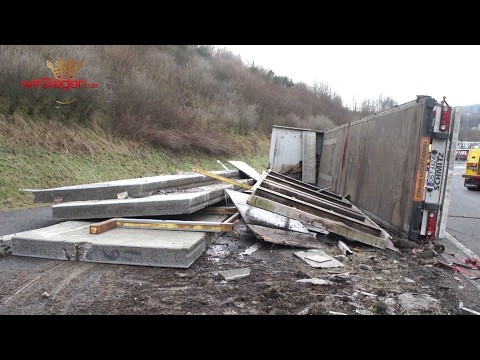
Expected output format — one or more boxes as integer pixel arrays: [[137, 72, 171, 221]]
[[391, 237, 419, 249], [445, 253, 480, 270], [217, 160, 229, 171], [433, 260, 477, 277], [218, 267, 251, 281], [358, 264, 372, 270], [356, 309, 374, 315], [409, 241, 445, 258], [357, 290, 377, 298], [328, 272, 351, 282], [329, 311, 347, 315], [294, 249, 344, 268], [296, 278, 334, 286], [117, 191, 128, 199], [458, 302, 480, 315], [397, 293, 441, 313], [247, 224, 323, 249], [337, 240, 353, 255], [239, 242, 262, 256], [304, 253, 331, 264]]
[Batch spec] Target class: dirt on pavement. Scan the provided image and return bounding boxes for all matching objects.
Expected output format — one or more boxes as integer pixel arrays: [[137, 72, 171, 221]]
[[1, 210, 480, 315]]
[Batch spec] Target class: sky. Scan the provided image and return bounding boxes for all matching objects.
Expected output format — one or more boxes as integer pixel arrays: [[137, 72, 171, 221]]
[[216, 45, 480, 109]]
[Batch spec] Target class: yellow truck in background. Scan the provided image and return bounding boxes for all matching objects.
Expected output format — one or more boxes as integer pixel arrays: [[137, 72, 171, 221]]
[[462, 148, 480, 190]]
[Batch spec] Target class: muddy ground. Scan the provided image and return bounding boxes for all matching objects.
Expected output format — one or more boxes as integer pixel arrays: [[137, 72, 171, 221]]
[[1, 213, 480, 315]]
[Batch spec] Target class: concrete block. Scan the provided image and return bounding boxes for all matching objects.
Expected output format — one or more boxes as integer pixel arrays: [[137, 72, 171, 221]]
[[11, 219, 219, 268], [22, 170, 242, 203], [51, 181, 253, 220]]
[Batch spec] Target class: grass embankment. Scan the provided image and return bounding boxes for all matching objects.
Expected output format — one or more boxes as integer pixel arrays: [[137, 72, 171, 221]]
[[0, 115, 270, 212]]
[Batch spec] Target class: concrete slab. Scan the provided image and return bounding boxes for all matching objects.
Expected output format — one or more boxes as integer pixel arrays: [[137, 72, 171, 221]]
[[227, 161, 262, 181], [52, 180, 254, 220], [21, 170, 242, 203], [11, 214, 229, 268]]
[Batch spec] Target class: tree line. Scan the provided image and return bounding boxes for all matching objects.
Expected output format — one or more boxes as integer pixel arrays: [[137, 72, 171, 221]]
[[0, 45, 404, 157]]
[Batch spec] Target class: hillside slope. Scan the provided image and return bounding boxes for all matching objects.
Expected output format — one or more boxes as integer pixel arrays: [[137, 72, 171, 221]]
[[0, 113, 270, 211]]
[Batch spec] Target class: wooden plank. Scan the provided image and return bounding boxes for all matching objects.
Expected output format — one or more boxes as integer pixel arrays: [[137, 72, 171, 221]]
[[90, 218, 117, 234], [192, 167, 252, 190], [115, 219, 234, 232], [197, 206, 238, 214], [89, 214, 240, 234], [224, 212, 241, 225]]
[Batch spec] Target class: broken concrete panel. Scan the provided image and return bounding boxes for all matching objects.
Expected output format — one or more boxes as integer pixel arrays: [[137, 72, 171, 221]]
[[227, 161, 262, 181], [225, 189, 309, 233], [11, 221, 91, 260]]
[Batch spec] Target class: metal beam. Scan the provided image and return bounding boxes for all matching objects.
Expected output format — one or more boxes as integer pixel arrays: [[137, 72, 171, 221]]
[[192, 168, 253, 190], [247, 194, 387, 249], [90, 213, 240, 235]]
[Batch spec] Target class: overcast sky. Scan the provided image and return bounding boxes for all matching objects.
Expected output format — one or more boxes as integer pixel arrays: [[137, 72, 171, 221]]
[[215, 45, 480, 109]]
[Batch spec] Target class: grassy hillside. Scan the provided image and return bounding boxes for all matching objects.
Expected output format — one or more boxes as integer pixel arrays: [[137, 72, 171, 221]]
[[0, 113, 270, 211]]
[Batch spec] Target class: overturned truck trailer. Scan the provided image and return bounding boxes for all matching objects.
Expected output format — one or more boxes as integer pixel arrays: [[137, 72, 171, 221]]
[[270, 95, 461, 242]]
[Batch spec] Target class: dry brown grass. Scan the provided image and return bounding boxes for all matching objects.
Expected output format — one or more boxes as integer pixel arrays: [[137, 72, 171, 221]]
[[0, 45, 365, 154], [0, 113, 138, 156]]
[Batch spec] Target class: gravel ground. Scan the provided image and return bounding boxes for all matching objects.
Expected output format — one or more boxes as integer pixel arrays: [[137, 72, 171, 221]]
[[1, 206, 480, 315]]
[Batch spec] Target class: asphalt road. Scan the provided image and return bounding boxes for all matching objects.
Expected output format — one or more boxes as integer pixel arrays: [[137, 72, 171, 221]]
[[0, 206, 62, 238], [445, 162, 480, 259]]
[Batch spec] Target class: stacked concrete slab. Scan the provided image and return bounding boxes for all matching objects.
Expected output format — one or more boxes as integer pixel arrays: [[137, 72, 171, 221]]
[[21, 169, 243, 203], [13, 168, 255, 267], [12, 213, 228, 268], [51, 180, 253, 220]]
